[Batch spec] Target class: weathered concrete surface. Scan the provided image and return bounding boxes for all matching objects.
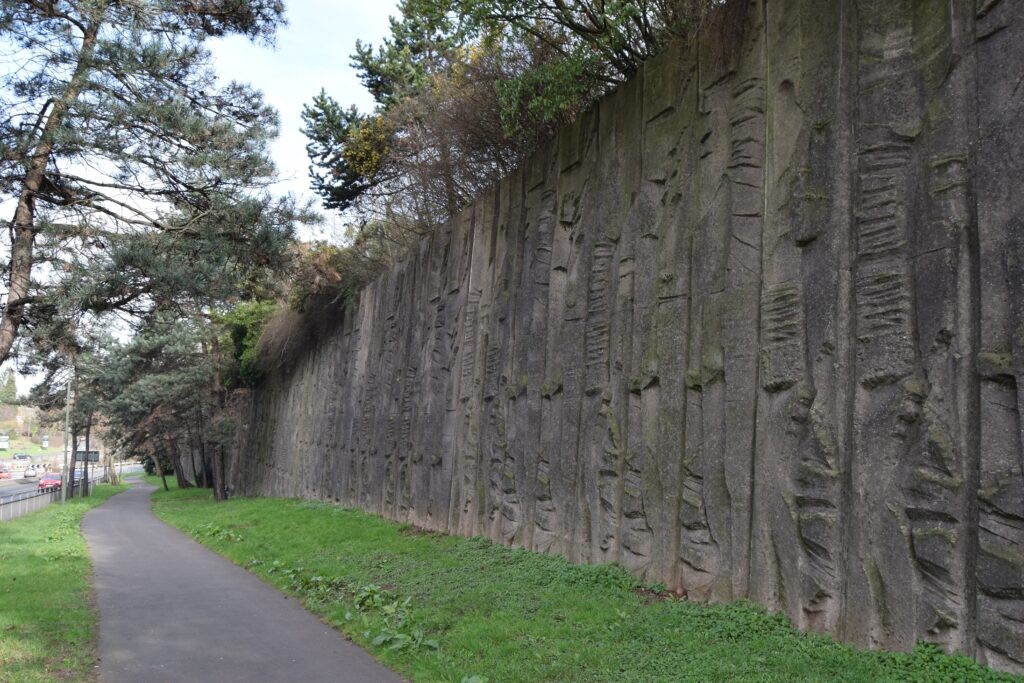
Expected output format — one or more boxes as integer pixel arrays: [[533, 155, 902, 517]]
[[231, 0, 1024, 672]]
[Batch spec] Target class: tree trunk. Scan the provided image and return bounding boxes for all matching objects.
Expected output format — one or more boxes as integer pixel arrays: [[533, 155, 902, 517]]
[[168, 437, 192, 489], [197, 434, 213, 489], [105, 450, 119, 486], [209, 335, 227, 502], [0, 22, 101, 364], [150, 454, 169, 492], [212, 443, 226, 502], [186, 423, 204, 487], [68, 426, 79, 499], [68, 452, 76, 498], [196, 405, 214, 490], [82, 420, 91, 496]]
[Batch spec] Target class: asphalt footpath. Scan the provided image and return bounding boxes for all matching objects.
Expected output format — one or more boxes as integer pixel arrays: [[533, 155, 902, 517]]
[[83, 480, 403, 682]]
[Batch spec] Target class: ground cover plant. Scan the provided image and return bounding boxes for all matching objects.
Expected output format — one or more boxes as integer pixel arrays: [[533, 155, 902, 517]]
[[149, 482, 1019, 682], [0, 484, 126, 681]]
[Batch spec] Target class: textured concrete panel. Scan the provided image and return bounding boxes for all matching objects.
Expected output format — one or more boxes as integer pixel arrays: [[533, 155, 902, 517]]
[[230, 1, 1024, 672]]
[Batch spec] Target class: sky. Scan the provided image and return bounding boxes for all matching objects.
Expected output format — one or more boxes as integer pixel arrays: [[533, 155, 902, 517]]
[[207, 0, 399, 240], [3, 1, 399, 394]]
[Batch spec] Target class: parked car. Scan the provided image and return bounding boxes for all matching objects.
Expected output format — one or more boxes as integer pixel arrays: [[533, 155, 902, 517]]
[[37, 473, 62, 491], [11, 453, 32, 474], [0, 467, 11, 479], [22, 466, 37, 479]]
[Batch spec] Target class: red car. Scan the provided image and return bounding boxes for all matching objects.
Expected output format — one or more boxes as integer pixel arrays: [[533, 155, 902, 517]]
[[37, 473, 62, 491], [0, 467, 11, 480]]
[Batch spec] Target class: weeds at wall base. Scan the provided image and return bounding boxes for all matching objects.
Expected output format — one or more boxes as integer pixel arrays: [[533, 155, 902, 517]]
[[151, 484, 1019, 683]]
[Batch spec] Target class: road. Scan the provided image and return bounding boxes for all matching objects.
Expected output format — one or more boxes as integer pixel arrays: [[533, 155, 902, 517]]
[[0, 464, 143, 503], [0, 480, 43, 502]]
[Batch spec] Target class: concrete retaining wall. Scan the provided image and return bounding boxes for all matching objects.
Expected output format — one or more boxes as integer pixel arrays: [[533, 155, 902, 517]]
[[231, 1, 1024, 671]]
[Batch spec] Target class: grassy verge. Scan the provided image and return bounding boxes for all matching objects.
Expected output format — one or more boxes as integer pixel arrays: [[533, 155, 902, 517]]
[[0, 484, 127, 682], [150, 484, 1019, 682]]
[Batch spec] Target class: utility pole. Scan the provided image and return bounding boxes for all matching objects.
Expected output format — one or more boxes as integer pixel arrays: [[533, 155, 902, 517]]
[[61, 378, 71, 503]]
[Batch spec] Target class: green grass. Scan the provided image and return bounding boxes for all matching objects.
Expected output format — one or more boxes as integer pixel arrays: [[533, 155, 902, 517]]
[[0, 484, 127, 682], [0, 441, 61, 459], [150, 484, 1020, 682]]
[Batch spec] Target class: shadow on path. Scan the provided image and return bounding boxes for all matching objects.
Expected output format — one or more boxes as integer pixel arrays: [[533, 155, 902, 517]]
[[84, 480, 402, 682]]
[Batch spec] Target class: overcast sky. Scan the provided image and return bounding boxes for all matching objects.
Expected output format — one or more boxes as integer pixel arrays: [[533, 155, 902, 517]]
[[208, 0, 399, 240]]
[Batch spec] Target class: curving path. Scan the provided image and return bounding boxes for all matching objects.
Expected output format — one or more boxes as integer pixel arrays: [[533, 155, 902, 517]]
[[83, 480, 402, 682]]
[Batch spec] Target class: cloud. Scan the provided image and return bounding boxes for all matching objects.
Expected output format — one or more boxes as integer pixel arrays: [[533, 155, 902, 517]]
[[209, 0, 398, 239]]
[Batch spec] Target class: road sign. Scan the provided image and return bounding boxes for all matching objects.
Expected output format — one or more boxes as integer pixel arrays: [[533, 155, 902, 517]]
[[75, 450, 100, 462]]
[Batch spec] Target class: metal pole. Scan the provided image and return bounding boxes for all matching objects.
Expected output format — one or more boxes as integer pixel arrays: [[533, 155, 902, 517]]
[[61, 378, 70, 504]]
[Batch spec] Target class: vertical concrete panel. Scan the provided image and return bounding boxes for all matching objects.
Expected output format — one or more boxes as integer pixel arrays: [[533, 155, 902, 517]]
[[752, 0, 846, 637], [975, 0, 1024, 672]]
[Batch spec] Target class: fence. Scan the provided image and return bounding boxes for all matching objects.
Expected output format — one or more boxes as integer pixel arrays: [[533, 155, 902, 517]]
[[0, 472, 112, 522], [0, 488, 61, 522]]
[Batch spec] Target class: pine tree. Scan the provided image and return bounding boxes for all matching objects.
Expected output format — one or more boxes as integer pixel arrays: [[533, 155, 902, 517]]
[[0, 370, 16, 404], [0, 0, 288, 363]]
